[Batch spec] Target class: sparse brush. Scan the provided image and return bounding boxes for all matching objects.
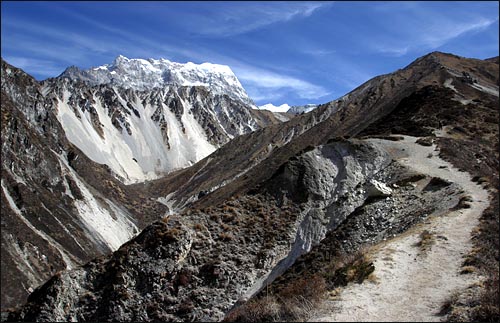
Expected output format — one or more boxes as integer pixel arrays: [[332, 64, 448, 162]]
[[323, 248, 374, 287], [460, 266, 477, 274], [224, 275, 326, 322], [366, 272, 380, 284], [416, 230, 435, 252], [192, 223, 205, 231]]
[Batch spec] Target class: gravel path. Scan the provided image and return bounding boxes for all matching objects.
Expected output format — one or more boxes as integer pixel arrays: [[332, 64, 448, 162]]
[[309, 135, 489, 322]]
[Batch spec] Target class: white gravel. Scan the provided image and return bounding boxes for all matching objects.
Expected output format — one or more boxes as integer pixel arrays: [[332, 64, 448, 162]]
[[310, 135, 489, 322]]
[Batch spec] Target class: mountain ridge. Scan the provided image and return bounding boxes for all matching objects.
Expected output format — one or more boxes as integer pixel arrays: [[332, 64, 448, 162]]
[[1, 51, 498, 321], [59, 55, 255, 107]]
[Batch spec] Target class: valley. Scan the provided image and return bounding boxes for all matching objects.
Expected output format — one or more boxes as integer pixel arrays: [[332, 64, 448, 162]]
[[1, 52, 498, 322]]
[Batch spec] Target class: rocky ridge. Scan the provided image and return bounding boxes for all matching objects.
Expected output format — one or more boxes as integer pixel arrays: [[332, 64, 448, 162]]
[[2, 52, 498, 321], [0, 57, 279, 310], [60, 55, 255, 106]]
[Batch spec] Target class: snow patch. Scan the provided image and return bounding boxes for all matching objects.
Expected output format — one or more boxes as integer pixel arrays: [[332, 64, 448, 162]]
[[287, 104, 319, 114], [65, 55, 254, 106], [257, 103, 291, 113]]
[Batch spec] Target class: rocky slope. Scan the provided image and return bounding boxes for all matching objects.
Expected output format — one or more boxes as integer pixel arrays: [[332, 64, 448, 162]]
[[287, 103, 318, 115], [61, 55, 255, 106], [137, 52, 498, 213], [309, 135, 490, 322], [3, 52, 498, 321], [51, 56, 279, 183], [1, 59, 171, 310], [0, 57, 280, 310]]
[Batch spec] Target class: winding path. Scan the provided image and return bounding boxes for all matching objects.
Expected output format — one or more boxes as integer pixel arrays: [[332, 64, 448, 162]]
[[309, 135, 490, 322]]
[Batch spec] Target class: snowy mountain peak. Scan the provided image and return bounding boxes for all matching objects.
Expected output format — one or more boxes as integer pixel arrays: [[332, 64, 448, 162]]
[[60, 56, 254, 106], [257, 103, 291, 113]]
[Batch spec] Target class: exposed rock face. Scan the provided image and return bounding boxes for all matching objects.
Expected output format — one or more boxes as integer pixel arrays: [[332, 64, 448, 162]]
[[287, 103, 318, 115], [2, 51, 498, 320], [60, 55, 255, 106], [1, 60, 148, 310], [5, 139, 419, 322], [9, 136, 466, 322], [0, 58, 279, 310], [47, 57, 282, 183]]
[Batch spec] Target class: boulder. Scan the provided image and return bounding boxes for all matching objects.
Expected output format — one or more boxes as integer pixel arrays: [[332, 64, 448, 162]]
[[366, 179, 392, 197]]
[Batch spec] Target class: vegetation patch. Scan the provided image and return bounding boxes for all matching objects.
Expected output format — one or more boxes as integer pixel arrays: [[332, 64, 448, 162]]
[[415, 230, 435, 254], [225, 248, 373, 322], [224, 275, 327, 322]]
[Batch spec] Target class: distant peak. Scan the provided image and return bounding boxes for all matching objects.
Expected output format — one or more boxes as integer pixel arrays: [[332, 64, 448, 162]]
[[257, 103, 291, 113], [58, 56, 254, 105], [111, 55, 131, 67]]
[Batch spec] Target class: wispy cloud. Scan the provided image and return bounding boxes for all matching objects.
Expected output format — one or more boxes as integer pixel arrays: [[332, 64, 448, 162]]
[[232, 63, 330, 102], [378, 17, 498, 57], [3, 56, 65, 77], [422, 17, 498, 48], [182, 2, 331, 37], [368, 2, 499, 57], [1, 15, 198, 72], [301, 48, 336, 57]]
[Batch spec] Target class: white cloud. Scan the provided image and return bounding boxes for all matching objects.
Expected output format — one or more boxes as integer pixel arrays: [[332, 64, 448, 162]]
[[421, 17, 498, 48], [301, 48, 337, 57], [233, 64, 330, 101], [370, 4, 499, 57], [192, 2, 331, 37], [3, 56, 65, 78]]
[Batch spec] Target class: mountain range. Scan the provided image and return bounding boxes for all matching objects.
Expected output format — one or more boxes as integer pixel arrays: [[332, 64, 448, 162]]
[[1, 52, 498, 322]]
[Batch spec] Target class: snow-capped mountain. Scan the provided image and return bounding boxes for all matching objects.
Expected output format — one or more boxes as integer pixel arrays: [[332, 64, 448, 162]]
[[3, 52, 499, 317], [7, 51, 499, 321], [287, 103, 318, 114], [257, 103, 291, 113], [48, 56, 280, 183], [60, 55, 255, 107], [0, 56, 280, 309]]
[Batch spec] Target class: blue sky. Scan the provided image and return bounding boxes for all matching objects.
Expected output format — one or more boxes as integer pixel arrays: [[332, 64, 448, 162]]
[[2, 1, 499, 107]]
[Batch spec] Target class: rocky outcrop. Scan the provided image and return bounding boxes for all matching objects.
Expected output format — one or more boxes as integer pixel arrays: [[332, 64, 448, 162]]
[[43, 77, 280, 184], [0, 56, 282, 310], [1, 59, 171, 311], [2, 51, 498, 318], [9, 137, 463, 322], [366, 179, 392, 197]]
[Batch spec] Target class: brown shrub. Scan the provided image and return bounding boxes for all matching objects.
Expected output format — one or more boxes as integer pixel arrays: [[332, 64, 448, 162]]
[[416, 230, 435, 252], [224, 275, 326, 322]]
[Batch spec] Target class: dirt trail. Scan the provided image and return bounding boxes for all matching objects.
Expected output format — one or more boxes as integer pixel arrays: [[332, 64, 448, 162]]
[[309, 135, 490, 322]]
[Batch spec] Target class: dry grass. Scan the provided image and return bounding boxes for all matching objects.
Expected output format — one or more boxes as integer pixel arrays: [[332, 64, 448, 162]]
[[366, 272, 380, 284], [225, 247, 375, 322], [224, 275, 326, 322], [415, 230, 435, 253]]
